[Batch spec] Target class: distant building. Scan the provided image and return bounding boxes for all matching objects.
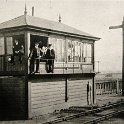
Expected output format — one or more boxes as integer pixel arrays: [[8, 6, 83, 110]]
[[0, 12, 100, 119]]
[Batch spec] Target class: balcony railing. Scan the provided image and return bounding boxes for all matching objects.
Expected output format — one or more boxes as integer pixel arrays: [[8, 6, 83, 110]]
[[0, 55, 95, 76], [0, 54, 27, 75], [28, 58, 94, 74]]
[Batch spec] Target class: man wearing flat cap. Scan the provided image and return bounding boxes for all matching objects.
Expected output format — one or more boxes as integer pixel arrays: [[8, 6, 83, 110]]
[[29, 43, 42, 74], [46, 43, 55, 73]]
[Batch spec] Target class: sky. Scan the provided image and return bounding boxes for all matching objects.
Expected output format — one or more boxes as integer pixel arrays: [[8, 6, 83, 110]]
[[0, 0, 123, 73]]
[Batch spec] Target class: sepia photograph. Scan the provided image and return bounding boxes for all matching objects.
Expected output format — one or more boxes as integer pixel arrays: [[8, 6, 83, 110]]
[[0, 0, 124, 123]]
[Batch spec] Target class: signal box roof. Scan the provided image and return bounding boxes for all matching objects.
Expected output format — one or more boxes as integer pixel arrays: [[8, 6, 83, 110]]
[[0, 14, 100, 40]]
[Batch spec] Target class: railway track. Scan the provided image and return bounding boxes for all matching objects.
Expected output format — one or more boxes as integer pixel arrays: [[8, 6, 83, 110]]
[[34, 99, 124, 124]]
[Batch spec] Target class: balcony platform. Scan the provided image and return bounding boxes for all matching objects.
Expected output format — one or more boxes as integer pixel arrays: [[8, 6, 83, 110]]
[[28, 72, 95, 80]]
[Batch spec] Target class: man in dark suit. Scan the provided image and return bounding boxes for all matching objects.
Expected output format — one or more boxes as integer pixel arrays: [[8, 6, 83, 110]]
[[29, 43, 41, 74], [9, 39, 24, 64], [46, 44, 55, 73]]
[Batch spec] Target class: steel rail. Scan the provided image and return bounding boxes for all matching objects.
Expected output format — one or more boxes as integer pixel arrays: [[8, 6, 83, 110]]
[[39, 100, 124, 124]]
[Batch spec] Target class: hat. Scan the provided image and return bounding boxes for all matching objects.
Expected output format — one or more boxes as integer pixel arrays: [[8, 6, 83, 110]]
[[35, 43, 39, 45]]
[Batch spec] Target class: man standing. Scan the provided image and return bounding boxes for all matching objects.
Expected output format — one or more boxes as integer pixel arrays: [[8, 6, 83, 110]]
[[9, 39, 24, 64], [29, 43, 41, 74], [46, 44, 55, 73]]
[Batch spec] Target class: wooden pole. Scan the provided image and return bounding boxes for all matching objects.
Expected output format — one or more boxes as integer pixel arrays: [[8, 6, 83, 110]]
[[122, 17, 124, 95], [109, 17, 124, 96]]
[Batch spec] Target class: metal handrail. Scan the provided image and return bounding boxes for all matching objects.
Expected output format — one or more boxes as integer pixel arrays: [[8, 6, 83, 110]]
[[0, 54, 27, 73], [0, 55, 95, 75]]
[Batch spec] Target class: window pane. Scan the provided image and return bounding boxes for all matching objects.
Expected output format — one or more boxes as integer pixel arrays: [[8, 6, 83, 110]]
[[49, 37, 65, 62], [6, 37, 13, 54], [57, 39, 61, 62], [0, 37, 5, 55], [84, 43, 87, 58], [68, 40, 72, 62], [87, 44, 91, 57], [56, 39, 65, 62], [87, 44, 92, 63], [74, 41, 80, 62], [81, 43, 84, 62], [83, 43, 92, 63], [61, 39, 65, 62]]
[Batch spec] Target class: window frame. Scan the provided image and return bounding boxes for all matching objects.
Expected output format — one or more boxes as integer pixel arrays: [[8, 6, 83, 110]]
[[5, 34, 25, 55], [0, 37, 5, 55], [67, 39, 93, 63]]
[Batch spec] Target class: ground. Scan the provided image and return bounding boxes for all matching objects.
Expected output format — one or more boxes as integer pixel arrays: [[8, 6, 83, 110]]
[[0, 94, 123, 124]]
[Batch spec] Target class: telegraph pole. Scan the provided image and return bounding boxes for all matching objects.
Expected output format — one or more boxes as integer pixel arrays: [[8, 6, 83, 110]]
[[109, 17, 124, 96]]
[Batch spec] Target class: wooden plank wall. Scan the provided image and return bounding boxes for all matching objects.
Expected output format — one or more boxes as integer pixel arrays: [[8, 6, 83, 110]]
[[67, 79, 92, 107], [0, 76, 27, 120], [31, 81, 65, 116], [30, 78, 93, 117]]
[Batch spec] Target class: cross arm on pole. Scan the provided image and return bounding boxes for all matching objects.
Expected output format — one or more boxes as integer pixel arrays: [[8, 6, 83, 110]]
[[109, 25, 122, 29]]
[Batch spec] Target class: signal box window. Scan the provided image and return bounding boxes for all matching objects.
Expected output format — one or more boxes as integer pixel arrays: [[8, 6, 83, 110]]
[[49, 38, 65, 62], [6, 35, 25, 55], [0, 37, 4, 55], [6, 37, 13, 54], [83, 43, 92, 63], [67, 40, 92, 63]]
